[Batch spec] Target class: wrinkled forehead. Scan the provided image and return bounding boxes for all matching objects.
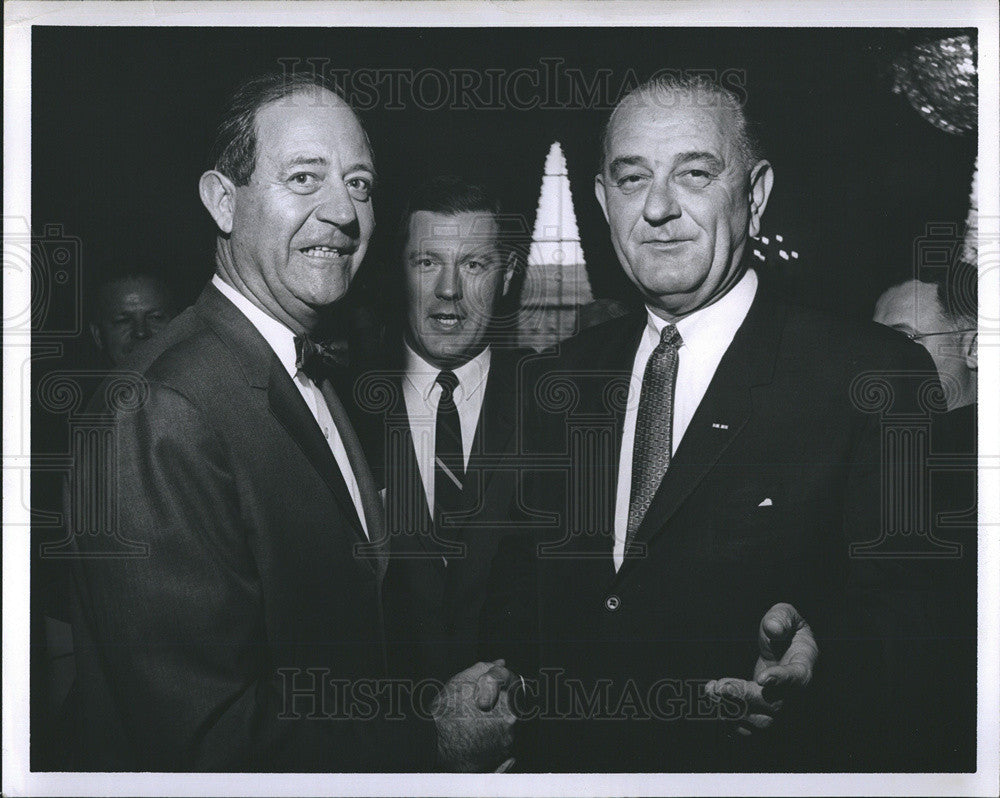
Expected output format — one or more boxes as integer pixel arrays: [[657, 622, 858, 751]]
[[254, 89, 371, 164], [405, 211, 501, 253], [605, 93, 741, 168]]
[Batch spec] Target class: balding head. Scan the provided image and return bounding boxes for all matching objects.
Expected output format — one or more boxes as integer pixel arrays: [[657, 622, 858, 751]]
[[601, 74, 762, 178]]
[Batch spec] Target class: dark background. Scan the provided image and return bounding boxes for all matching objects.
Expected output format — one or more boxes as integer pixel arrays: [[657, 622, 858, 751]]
[[29, 25, 976, 767], [32, 26, 976, 320]]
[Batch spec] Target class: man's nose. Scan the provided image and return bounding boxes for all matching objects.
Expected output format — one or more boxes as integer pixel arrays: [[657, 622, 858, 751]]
[[131, 316, 150, 340], [315, 181, 359, 227], [642, 177, 682, 226], [434, 262, 462, 301]]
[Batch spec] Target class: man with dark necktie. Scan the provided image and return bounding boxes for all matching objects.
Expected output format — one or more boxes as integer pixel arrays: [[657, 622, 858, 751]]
[[354, 176, 536, 687], [523, 74, 942, 771]]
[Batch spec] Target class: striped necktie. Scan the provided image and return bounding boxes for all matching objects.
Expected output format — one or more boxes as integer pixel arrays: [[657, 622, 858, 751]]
[[434, 370, 465, 532]]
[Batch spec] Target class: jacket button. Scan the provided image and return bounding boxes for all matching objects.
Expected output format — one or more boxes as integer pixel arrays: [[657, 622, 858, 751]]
[[605, 595, 620, 611]]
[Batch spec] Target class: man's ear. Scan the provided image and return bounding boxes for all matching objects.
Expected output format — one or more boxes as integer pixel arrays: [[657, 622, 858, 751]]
[[89, 322, 103, 352], [747, 160, 774, 238], [962, 330, 977, 370], [501, 250, 517, 297], [199, 170, 236, 235], [594, 173, 610, 222]]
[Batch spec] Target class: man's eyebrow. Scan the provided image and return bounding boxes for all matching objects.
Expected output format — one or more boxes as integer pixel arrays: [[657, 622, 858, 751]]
[[460, 244, 500, 258], [343, 161, 375, 173], [673, 151, 725, 170], [284, 155, 329, 169], [281, 156, 378, 183], [343, 162, 378, 182], [607, 155, 649, 173], [408, 247, 446, 260]]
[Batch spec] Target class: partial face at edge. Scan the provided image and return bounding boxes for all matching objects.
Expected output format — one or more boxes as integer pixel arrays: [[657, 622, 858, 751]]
[[874, 279, 976, 393], [91, 276, 176, 366]]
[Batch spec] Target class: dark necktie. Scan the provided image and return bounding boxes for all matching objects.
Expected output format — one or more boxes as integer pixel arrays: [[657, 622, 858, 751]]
[[626, 323, 683, 555], [434, 370, 465, 529]]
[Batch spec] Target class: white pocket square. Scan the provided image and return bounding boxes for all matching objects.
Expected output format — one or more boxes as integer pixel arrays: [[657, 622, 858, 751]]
[[758, 497, 773, 507]]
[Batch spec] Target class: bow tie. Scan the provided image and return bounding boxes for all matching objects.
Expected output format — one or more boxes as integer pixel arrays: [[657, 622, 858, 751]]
[[294, 334, 348, 383]]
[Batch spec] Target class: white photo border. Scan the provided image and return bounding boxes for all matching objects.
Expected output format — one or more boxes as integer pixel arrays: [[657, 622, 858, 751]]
[[4, 2, 998, 796]]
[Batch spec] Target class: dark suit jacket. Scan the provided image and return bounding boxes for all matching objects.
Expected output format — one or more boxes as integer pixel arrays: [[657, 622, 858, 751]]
[[522, 284, 949, 771], [352, 347, 537, 684], [66, 283, 434, 771]]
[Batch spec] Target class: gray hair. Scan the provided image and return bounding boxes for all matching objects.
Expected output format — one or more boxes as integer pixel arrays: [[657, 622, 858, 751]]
[[599, 73, 762, 174], [208, 71, 352, 186]]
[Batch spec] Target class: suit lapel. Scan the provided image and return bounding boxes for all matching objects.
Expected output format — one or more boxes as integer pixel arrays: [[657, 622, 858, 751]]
[[550, 316, 644, 563], [195, 282, 367, 543], [461, 348, 519, 508], [378, 375, 447, 565], [617, 288, 785, 580], [607, 317, 648, 499], [267, 360, 369, 543]]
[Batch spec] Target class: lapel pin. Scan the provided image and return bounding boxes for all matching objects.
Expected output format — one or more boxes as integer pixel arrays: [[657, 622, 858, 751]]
[[711, 422, 729, 430]]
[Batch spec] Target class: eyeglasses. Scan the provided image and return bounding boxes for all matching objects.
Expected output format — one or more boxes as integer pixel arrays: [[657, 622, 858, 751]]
[[906, 329, 976, 342]]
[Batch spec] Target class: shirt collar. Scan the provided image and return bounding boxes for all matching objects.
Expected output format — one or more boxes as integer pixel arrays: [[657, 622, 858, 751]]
[[212, 274, 299, 379], [643, 268, 758, 355], [403, 341, 492, 404]]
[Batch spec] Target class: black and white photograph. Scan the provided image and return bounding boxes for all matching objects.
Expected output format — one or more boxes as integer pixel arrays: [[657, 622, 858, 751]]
[[3, 1, 998, 795]]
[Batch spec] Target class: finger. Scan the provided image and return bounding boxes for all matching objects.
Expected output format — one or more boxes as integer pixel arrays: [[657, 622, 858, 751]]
[[453, 660, 494, 682], [783, 622, 819, 673], [758, 602, 801, 661], [475, 664, 513, 711], [739, 680, 782, 714], [757, 661, 811, 702], [495, 757, 516, 773], [474, 674, 502, 711], [744, 712, 775, 730], [712, 677, 752, 719], [716, 677, 782, 715], [735, 713, 776, 736], [494, 688, 518, 725], [759, 626, 818, 699]]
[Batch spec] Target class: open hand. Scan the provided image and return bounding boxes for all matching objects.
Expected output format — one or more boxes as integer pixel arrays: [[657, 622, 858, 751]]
[[705, 602, 818, 736]]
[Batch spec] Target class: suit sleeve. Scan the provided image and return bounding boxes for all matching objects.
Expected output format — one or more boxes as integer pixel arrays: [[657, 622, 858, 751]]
[[478, 530, 539, 678], [69, 381, 434, 771]]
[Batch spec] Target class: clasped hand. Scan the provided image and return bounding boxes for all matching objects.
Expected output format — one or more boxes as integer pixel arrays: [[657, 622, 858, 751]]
[[432, 659, 518, 772]]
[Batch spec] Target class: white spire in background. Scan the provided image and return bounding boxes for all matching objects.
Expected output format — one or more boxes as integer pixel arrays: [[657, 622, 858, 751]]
[[518, 141, 593, 351]]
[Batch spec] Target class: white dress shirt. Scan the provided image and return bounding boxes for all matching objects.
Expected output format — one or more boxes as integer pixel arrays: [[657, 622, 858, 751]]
[[612, 269, 758, 570], [211, 274, 368, 538], [402, 343, 491, 515]]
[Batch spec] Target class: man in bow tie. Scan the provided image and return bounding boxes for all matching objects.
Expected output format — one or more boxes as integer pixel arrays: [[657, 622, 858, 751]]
[[523, 74, 943, 771], [66, 73, 515, 772]]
